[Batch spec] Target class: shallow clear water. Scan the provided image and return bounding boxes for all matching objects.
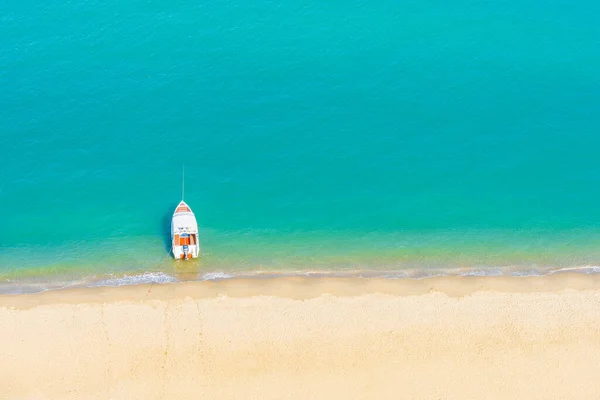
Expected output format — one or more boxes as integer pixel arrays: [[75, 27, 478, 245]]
[[2, 0, 600, 291]]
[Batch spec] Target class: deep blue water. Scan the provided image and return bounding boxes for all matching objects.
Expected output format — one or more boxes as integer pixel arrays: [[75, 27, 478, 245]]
[[1, 0, 600, 289]]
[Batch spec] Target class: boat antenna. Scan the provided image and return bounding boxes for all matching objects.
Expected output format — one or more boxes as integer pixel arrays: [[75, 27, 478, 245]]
[[182, 165, 185, 201]]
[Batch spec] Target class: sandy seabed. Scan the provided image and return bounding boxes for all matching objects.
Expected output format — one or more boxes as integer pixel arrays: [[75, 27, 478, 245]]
[[1, 274, 600, 399]]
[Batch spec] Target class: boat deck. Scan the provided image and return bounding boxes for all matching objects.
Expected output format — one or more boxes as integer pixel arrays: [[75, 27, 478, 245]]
[[175, 204, 191, 213], [173, 234, 197, 246]]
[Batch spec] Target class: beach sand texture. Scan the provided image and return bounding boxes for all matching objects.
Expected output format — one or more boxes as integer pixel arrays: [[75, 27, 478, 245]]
[[1, 275, 600, 399]]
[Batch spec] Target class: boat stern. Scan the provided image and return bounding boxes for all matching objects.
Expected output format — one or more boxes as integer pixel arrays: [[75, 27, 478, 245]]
[[171, 231, 200, 260], [172, 243, 199, 260]]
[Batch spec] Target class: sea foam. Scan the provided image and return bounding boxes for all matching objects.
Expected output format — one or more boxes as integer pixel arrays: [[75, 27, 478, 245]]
[[200, 272, 235, 280], [93, 272, 178, 287]]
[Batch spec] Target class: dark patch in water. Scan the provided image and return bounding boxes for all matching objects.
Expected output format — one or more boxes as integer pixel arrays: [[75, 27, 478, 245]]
[[161, 205, 175, 255]]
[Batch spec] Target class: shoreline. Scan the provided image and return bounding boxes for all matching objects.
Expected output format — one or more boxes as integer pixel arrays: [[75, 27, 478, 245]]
[[3, 273, 600, 399], [2, 272, 600, 306], [2, 264, 600, 296]]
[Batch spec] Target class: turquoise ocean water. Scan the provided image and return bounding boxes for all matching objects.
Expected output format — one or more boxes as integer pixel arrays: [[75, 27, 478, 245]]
[[2, 0, 600, 292]]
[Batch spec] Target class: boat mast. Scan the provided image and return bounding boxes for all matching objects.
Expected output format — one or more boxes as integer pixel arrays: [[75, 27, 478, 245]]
[[182, 165, 185, 201]]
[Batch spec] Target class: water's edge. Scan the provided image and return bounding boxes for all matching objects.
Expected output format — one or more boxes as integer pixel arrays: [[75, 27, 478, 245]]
[[2, 265, 599, 295]]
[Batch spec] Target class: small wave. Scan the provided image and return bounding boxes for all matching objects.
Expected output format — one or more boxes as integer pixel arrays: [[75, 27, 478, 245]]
[[200, 272, 235, 280], [4, 265, 600, 295], [92, 272, 178, 287], [510, 269, 546, 277], [549, 266, 600, 275], [463, 268, 504, 277]]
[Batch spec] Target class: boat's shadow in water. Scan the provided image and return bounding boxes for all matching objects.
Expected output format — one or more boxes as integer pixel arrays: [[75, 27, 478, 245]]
[[161, 208, 174, 255]]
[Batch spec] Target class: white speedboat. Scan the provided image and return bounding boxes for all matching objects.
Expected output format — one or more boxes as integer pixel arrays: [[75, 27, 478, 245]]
[[171, 200, 199, 260]]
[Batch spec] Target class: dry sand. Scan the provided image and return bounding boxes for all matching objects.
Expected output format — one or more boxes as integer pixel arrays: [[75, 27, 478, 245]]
[[1, 274, 600, 399]]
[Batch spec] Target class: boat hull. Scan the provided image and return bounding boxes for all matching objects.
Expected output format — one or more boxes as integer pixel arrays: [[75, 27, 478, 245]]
[[171, 201, 199, 260]]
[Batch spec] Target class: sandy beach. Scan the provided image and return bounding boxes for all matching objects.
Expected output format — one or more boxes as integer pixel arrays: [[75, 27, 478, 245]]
[[2, 274, 600, 399]]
